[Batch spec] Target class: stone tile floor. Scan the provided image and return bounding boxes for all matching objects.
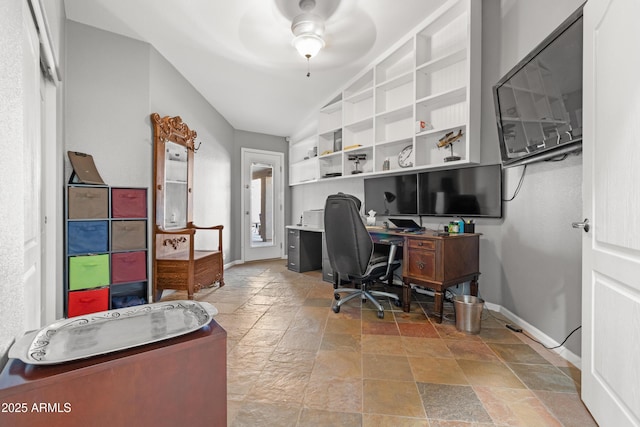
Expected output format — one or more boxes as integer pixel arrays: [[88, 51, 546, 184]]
[[161, 259, 597, 426]]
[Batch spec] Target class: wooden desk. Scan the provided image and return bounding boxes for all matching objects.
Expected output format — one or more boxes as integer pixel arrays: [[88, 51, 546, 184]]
[[0, 320, 227, 427], [369, 228, 480, 323]]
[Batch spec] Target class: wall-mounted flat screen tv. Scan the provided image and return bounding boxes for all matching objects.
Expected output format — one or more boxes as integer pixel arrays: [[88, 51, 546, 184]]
[[418, 164, 502, 218], [364, 174, 417, 216], [493, 7, 583, 167]]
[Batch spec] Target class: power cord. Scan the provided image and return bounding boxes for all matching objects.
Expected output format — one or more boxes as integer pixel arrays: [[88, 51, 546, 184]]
[[502, 164, 527, 202], [487, 311, 582, 350], [521, 325, 581, 350]]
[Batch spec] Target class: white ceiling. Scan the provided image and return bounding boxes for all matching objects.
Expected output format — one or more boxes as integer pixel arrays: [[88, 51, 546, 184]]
[[64, 0, 447, 137]]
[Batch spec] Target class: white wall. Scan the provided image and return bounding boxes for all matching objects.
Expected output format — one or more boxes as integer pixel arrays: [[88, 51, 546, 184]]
[[0, 0, 27, 360]]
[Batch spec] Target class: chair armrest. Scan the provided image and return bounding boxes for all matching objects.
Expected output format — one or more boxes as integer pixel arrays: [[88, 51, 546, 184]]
[[188, 222, 223, 231], [188, 223, 223, 252], [380, 243, 401, 282]]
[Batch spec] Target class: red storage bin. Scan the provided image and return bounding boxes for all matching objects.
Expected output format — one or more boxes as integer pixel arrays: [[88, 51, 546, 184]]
[[111, 188, 147, 218], [67, 287, 109, 317], [111, 251, 147, 283]]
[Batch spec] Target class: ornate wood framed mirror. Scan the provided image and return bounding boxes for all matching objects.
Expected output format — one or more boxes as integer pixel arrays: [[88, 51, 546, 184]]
[[151, 113, 224, 300]]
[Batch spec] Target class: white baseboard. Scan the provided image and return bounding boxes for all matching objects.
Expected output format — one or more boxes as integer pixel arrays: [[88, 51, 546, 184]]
[[484, 301, 581, 370], [224, 260, 242, 269]]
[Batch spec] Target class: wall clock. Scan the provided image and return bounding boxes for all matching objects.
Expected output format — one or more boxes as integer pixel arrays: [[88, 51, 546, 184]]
[[398, 145, 413, 168]]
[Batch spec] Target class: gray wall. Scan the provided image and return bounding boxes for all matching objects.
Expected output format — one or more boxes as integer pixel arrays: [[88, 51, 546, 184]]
[[291, 0, 584, 356], [64, 21, 275, 265], [487, 0, 584, 356], [65, 22, 151, 187], [149, 49, 234, 257]]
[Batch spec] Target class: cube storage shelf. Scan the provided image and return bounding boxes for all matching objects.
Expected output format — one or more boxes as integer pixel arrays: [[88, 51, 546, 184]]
[[289, 0, 481, 185], [65, 184, 149, 317]]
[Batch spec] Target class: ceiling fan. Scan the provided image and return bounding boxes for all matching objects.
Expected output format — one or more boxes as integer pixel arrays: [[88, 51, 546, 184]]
[[237, 0, 376, 72]]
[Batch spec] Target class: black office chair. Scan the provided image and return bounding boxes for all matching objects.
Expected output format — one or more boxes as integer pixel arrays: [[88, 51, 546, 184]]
[[324, 193, 401, 318]]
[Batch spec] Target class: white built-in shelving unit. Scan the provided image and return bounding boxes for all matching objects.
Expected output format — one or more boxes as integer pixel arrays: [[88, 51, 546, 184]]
[[289, 0, 481, 185]]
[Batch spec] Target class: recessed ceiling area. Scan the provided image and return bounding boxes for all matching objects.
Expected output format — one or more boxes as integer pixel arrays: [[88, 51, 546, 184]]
[[64, 0, 447, 137]]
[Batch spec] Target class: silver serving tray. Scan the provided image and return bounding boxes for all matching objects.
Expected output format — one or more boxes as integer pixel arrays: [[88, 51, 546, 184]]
[[9, 300, 218, 365]]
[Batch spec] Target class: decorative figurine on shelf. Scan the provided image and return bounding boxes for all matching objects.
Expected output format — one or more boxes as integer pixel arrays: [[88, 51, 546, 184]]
[[348, 153, 367, 174], [437, 129, 464, 162]]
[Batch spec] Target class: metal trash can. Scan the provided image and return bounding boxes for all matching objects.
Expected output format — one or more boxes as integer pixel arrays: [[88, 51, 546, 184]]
[[453, 295, 484, 334]]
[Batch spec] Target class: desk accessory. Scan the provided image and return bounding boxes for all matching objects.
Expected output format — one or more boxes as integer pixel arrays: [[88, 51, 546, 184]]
[[437, 129, 463, 162], [398, 145, 413, 168], [348, 153, 367, 174]]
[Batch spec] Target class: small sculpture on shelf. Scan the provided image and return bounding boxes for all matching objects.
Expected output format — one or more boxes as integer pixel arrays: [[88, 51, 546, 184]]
[[348, 153, 367, 174], [437, 129, 464, 162]]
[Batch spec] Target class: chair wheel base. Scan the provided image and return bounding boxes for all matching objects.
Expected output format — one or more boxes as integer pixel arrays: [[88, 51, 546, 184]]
[[332, 305, 340, 314], [394, 299, 402, 307], [377, 311, 384, 319], [334, 294, 341, 300]]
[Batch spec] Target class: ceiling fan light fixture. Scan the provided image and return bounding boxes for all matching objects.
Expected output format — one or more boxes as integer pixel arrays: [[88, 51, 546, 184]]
[[292, 33, 325, 58]]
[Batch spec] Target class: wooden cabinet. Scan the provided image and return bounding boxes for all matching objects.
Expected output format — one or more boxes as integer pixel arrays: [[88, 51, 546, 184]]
[[289, 0, 481, 185], [0, 319, 227, 427], [64, 184, 149, 317], [151, 113, 224, 300], [402, 233, 480, 323]]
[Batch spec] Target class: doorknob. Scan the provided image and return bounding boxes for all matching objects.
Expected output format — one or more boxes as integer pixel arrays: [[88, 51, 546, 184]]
[[572, 218, 590, 232]]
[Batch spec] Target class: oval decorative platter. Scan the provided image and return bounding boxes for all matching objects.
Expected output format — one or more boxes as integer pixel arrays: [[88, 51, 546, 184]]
[[9, 300, 218, 365]]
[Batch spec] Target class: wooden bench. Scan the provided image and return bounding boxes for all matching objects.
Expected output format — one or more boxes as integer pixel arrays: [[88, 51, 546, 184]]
[[155, 223, 224, 300]]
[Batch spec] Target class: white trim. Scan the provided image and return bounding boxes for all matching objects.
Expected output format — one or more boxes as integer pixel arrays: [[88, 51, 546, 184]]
[[28, 0, 60, 83], [240, 148, 285, 263], [484, 301, 582, 369]]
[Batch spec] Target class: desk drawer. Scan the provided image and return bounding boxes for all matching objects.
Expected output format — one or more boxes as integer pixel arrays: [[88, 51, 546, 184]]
[[406, 250, 436, 281], [407, 238, 436, 251]]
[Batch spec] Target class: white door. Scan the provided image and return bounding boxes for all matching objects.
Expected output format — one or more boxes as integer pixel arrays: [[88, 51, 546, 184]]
[[581, 0, 640, 425], [23, 1, 43, 331], [241, 149, 284, 262]]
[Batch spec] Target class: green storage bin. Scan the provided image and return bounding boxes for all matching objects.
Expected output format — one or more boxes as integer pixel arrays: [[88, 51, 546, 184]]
[[69, 254, 110, 290]]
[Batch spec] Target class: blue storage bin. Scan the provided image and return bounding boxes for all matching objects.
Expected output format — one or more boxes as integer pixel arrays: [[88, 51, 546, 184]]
[[68, 221, 108, 255]]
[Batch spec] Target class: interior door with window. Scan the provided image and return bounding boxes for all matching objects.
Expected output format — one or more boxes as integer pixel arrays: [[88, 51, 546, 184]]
[[581, 0, 640, 425], [241, 149, 284, 262]]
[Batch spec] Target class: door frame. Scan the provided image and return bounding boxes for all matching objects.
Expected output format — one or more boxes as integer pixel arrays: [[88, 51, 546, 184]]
[[240, 148, 285, 262]]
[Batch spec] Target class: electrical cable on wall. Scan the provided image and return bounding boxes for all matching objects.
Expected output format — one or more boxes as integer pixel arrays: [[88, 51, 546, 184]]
[[502, 164, 527, 202]]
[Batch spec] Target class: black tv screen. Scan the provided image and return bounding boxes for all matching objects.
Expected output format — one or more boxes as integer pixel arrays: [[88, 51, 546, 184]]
[[418, 165, 502, 218], [364, 174, 417, 216], [493, 7, 583, 167]]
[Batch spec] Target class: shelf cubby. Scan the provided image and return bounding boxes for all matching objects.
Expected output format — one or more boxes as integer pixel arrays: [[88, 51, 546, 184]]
[[376, 40, 414, 84]]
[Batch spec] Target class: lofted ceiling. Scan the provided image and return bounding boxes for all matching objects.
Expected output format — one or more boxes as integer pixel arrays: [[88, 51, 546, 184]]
[[64, 0, 447, 137]]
